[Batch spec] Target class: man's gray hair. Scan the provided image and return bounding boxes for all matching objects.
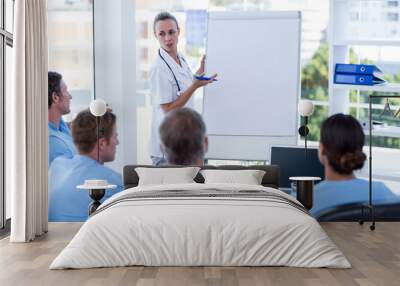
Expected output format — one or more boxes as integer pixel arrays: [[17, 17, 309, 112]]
[[159, 107, 206, 165]]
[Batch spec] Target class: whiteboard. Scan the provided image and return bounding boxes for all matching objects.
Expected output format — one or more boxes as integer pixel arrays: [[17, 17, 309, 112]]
[[203, 11, 301, 160]]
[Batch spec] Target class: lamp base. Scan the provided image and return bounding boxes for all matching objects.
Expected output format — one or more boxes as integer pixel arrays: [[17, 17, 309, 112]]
[[88, 188, 105, 215], [295, 180, 314, 210]]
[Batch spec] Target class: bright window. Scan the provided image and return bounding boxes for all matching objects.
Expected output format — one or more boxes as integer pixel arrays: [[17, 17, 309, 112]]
[[134, 1, 400, 158], [5, 0, 13, 32], [47, 0, 94, 122], [135, 0, 329, 163], [338, 0, 400, 149]]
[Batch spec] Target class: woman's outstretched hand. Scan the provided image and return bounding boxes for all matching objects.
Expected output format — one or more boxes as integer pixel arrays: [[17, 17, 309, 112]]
[[193, 73, 218, 88]]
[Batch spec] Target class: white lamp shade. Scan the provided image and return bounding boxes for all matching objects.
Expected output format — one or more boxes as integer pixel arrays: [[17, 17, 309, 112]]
[[89, 99, 107, 117], [298, 100, 314, 117]]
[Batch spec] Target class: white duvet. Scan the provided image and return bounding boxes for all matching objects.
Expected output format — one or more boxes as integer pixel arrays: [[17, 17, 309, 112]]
[[50, 183, 351, 269]]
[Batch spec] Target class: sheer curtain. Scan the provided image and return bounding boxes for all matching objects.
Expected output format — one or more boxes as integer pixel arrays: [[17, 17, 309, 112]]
[[8, 0, 48, 242]]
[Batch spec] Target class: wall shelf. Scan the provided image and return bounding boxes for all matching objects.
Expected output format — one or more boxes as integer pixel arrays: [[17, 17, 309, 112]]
[[333, 39, 400, 47], [365, 126, 400, 138], [365, 95, 400, 230], [333, 83, 400, 93]]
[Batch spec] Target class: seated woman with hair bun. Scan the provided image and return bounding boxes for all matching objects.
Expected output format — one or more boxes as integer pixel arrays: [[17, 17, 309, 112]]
[[310, 113, 397, 218]]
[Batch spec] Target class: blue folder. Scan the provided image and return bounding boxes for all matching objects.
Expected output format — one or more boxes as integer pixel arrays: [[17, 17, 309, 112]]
[[335, 64, 383, 76], [334, 74, 385, 85]]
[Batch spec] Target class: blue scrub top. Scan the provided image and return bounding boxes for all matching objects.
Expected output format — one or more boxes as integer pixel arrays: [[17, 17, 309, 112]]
[[48, 154, 123, 222], [48, 119, 77, 166], [310, 178, 398, 218]]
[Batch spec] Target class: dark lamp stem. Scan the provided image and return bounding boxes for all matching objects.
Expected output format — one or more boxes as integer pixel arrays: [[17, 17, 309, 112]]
[[96, 116, 100, 162], [304, 116, 308, 159]]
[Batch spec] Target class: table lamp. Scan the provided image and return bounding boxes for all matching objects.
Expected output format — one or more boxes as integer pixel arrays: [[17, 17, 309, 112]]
[[89, 99, 107, 161], [298, 100, 314, 156], [78, 99, 108, 215]]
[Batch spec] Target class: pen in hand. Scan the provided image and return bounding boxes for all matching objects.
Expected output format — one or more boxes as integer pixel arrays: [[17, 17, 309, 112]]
[[194, 75, 218, 81]]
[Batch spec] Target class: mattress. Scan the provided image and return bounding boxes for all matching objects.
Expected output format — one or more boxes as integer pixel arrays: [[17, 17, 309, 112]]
[[50, 183, 351, 269]]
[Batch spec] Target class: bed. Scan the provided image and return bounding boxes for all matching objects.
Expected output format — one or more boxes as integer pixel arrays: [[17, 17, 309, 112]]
[[49, 165, 350, 269]]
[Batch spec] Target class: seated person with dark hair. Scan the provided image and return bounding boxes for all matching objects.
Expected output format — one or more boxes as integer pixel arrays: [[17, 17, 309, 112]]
[[48, 109, 123, 222], [159, 107, 208, 166], [48, 71, 77, 166], [310, 113, 397, 218]]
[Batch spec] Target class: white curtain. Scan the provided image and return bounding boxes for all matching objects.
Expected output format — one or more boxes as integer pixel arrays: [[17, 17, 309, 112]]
[[8, 0, 48, 242]]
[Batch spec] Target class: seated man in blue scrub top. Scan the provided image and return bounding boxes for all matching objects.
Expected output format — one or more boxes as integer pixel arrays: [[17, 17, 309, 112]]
[[48, 71, 77, 166], [310, 113, 398, 218], [48, 109, 123, 222]]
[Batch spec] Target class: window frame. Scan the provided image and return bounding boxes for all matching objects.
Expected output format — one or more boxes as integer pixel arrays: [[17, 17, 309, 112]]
[[1, 0, 13, 231]]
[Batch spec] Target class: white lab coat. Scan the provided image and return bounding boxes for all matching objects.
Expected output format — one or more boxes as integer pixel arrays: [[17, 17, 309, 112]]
[[149, 48, 194, 158]]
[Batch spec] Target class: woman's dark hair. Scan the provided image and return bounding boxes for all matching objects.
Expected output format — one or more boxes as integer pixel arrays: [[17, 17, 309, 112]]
[[153, 11, 179, 35], [320, 113, 366, 175], [48, 71, 62, 108]]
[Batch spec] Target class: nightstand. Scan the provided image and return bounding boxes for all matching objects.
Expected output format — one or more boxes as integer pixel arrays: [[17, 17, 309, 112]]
[[289, 176, 321, 210], [77, 180, 117, 215]]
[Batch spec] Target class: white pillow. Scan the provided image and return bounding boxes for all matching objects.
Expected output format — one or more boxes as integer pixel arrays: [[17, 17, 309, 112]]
[[200, 169, 266, 185], [135, 167, 200, 186]]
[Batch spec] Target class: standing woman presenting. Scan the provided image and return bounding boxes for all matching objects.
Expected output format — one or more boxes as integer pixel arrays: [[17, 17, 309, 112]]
[[149, 12, 217, 166]]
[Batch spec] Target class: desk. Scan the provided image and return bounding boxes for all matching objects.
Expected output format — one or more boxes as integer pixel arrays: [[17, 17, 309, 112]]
[[289, 176, 321, 210]]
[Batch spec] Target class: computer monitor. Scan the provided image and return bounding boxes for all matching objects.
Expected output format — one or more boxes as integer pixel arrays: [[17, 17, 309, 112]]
[[270, 146, 325, 189]]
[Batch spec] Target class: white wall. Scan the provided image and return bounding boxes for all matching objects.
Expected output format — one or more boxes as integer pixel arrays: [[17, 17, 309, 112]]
[[94, 0, 137, 173]]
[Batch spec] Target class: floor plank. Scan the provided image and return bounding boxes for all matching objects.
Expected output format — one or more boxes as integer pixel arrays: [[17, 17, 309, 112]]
[[0, 222, 399, 286]]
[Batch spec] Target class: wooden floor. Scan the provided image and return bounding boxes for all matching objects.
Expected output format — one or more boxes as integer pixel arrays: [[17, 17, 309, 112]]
[[0, 222, 399, 286]]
